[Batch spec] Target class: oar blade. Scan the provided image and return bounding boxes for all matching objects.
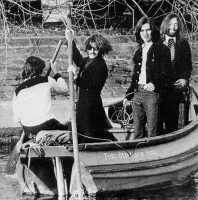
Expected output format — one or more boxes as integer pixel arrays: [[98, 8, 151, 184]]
[[4, 146, 20, 175]]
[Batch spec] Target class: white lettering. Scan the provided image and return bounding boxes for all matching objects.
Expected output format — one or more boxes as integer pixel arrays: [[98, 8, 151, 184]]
[[103, 150, 157, 161]]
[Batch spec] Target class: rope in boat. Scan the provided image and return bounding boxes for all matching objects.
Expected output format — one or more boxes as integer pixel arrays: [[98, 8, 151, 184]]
[[75, 92, 149, 156], [18, 92, 148, 195], [19, 140, 44, 195], [77, 132, 132, 155], [77, 133, 149, 157], [79, 91, 149, 156], [19, 135, 69, 196], [110, 92, 134, 130]]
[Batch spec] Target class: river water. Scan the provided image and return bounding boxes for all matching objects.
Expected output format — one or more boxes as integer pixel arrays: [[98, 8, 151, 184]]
[[1, 143, 198, 200]]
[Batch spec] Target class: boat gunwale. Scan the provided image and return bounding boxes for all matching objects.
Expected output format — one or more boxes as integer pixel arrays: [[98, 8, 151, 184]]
[[70, 117, 198, 151], [21, 117, 198, 155], [87, 145, 198, 175]]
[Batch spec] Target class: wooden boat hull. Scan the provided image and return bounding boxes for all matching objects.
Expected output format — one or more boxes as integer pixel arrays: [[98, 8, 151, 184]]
[[16, 147, 74, 196], [69, 119, 198, 195], [17, 119, 198, 196], [16, 87, 198, 197]]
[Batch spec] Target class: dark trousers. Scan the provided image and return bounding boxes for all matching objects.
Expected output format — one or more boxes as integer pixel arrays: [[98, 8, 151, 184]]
[[158, 100, 180, 134], [23, 118, 68, 141], [133, 86, 159, 139], [158, 99, 190, 134]]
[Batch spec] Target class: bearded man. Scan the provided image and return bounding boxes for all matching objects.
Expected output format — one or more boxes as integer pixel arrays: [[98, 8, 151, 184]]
[[158, 13, 192, 134]]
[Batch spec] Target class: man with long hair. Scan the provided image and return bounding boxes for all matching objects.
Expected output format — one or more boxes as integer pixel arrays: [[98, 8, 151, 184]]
[[13, 56, 69, 142], [124, 17, 171, 139], [66, 33, 116, 143], [159, 13, 192, 134]]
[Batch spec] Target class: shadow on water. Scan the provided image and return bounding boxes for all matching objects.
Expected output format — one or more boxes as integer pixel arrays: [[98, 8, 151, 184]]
[[20, 195, 67, 200], [0, 141, 17, 173], [97, 178, 198, 200], [0, 142, 16, 154], [18, 179, 198, 200], [1, 143, 198, 200]]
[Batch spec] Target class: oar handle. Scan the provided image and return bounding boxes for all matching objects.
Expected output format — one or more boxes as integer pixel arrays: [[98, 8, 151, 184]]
[[45, 40, 63, 76], [51, 40, 63, 63]]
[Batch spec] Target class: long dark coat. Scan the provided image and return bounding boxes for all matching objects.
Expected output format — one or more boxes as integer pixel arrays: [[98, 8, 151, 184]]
[[72, 42, 109, 139], [158, 38, 193, 132], [160, 38, 192, 102]]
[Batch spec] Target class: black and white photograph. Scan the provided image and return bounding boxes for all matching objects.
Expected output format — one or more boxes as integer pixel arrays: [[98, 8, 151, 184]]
[[0, 0, 198, 199]]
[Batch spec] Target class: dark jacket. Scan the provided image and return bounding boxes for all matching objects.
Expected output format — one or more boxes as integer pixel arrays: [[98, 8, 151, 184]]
[[125, 42, 171, 100], [160, 37, 192, 101], [72, 42, 109, 136], [171, 37, 192, 81]]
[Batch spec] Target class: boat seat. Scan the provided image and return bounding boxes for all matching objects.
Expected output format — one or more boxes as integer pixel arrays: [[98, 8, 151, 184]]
[[105, 127, 134, 141]]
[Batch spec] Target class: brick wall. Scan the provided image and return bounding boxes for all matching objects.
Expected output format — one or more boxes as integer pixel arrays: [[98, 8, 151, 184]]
[[0, 35, 198, 139], [0, 35, 136, 100]]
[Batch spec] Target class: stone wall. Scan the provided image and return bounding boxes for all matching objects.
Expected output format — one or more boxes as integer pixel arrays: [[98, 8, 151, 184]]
[[0, 35, 136, 100], [0, 34, 198, 140], [0, 34, 137, 140]]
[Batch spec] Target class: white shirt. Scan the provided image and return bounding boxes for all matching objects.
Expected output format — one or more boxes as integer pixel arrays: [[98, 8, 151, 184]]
[[138, 42, 153, 84], [13, 76, 68, 127], [164, 35, 176, 46]]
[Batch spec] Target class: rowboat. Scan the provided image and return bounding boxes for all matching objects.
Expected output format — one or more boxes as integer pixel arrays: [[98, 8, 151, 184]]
[[15, 85, 198, 198]]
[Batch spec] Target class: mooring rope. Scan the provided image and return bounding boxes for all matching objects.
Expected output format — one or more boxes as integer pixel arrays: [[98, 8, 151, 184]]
[[110, 92, 134, 130], [20, 141, 43, 196], [77, 132, 149, 157]]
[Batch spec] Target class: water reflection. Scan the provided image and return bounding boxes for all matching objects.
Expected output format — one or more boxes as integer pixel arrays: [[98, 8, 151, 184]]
[[1, 143, 198, 200], [96, 179, 198, 199], [20, 195, 68, 200], [0, 144, 14, 173]]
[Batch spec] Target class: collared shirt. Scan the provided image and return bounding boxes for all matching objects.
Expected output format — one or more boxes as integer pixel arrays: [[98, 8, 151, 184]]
[[138, 42, 153, 84], [164, 35, 176, 46], [13, 76, 68, 126]]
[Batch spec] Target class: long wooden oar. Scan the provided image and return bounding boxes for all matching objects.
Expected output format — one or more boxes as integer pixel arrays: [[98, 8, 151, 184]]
[[4, 129, 25, 175], [65, 2, 84, 198], [4, 40, 63, 175], [46, 40, 63, 76]]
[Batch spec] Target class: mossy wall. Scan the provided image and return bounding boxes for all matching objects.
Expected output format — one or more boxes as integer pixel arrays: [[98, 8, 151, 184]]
[[0, 35, 136, 100], [0, 35, 198, 140]]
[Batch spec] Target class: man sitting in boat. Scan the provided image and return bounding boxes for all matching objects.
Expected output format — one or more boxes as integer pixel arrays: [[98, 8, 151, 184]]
[[13, 56, 69, 144]]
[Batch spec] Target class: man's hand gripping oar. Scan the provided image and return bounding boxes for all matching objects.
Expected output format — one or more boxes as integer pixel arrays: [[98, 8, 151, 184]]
[[4, 40, 63, 175]]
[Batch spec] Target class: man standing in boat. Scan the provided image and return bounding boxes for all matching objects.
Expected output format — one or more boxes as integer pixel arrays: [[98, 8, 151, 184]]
[[65, 31, 116, 143], [123, 17, 171, 139], [158, 13, 192, 134]]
